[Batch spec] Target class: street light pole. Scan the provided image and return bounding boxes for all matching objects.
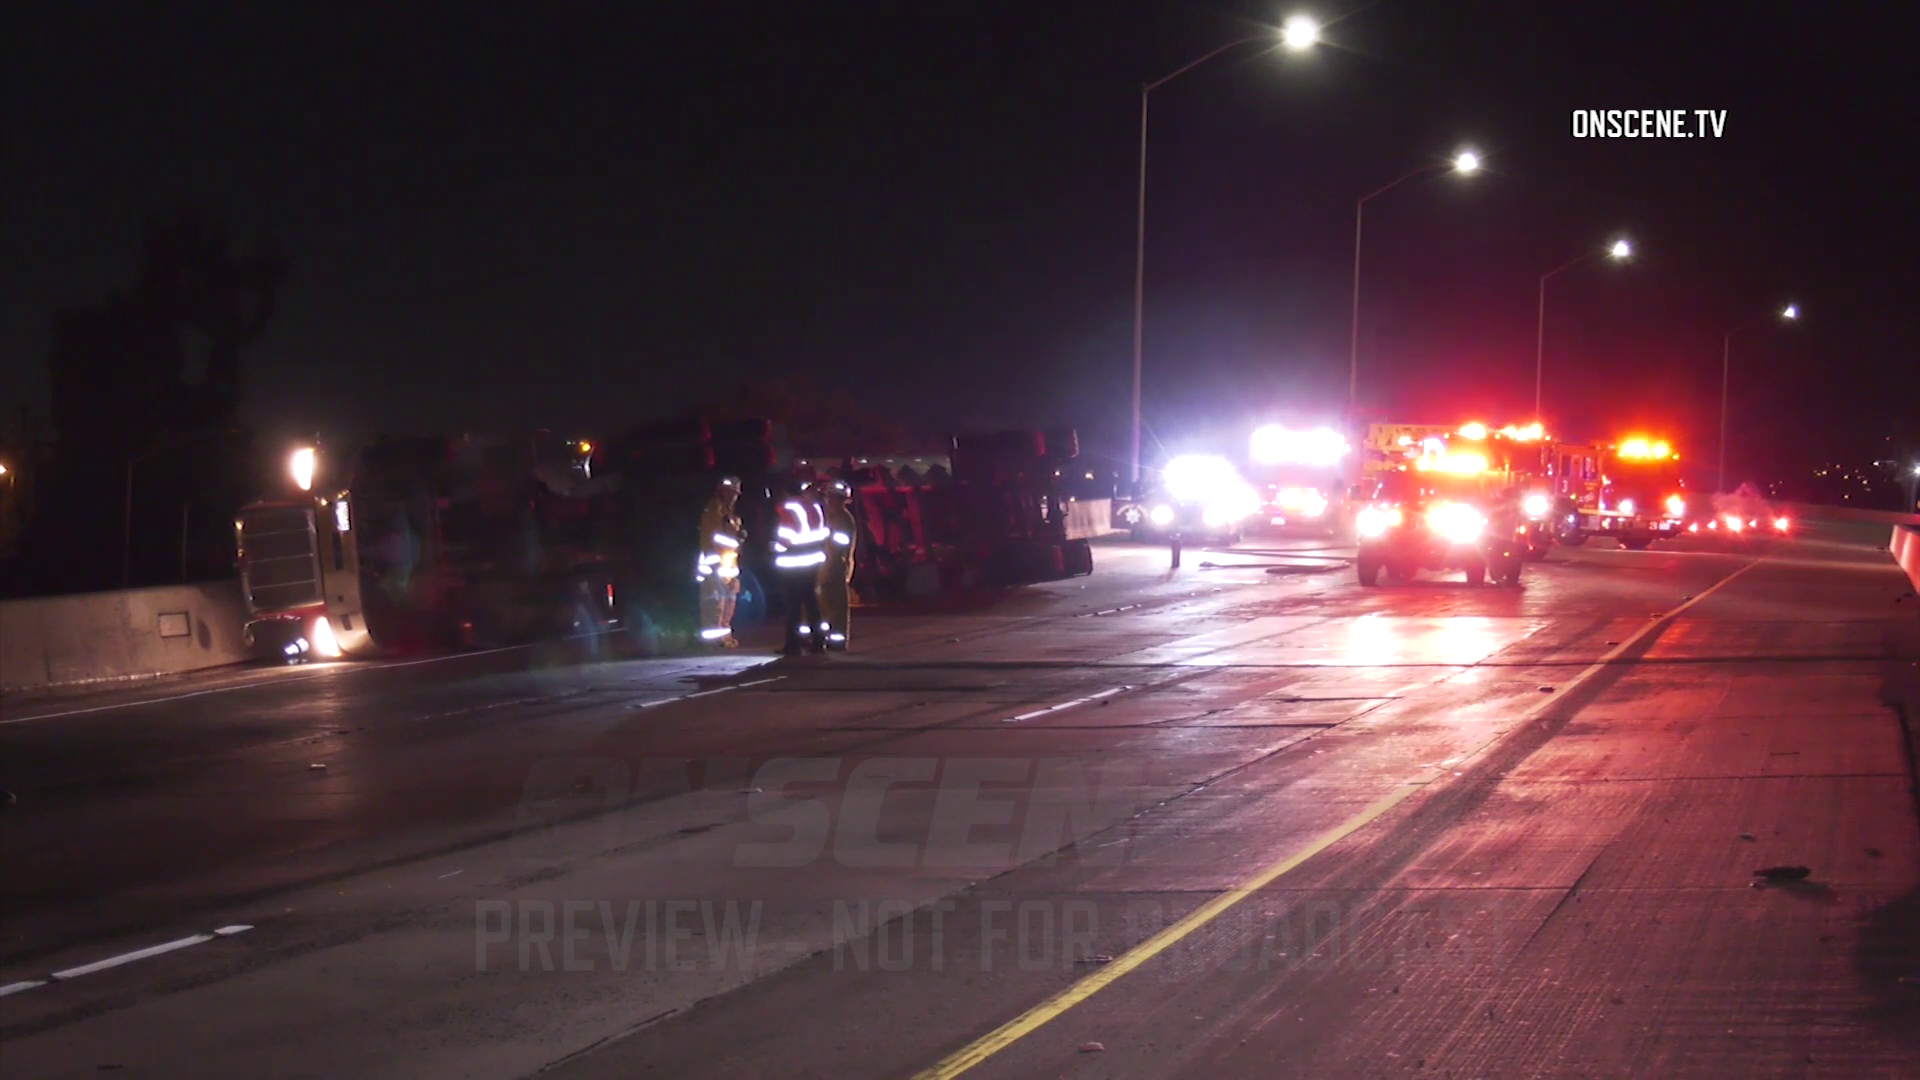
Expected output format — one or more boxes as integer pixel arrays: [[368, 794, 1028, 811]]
[[1348, 152, 1480, 415], [122, 455, 135, 588], [1130, 19, 1320, 485], [1131, 87, 1150, 488], [1534, 238, 1632, 421], [1718, 304, 1798, 494], [1534, 273, 1548, 420], [1718, 328, 1733, 496], [1348, 197, 1366, 411]]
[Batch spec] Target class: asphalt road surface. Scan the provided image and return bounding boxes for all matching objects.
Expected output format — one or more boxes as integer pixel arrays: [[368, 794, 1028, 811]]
[[3, 525, 1917, 1078]]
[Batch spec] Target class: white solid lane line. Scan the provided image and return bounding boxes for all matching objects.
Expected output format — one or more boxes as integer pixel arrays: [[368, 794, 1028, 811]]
[[5, 925, 257, 995], [51, 934, 218, 980], [631, 676, 785, 710], [1003, 686, 1129, 723]]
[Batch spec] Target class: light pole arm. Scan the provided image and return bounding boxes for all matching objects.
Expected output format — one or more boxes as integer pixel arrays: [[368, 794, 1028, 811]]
[[1144, 34, 1279, 93], [1540, 249, 1600, 283], [1357, 163, 1445, 209]]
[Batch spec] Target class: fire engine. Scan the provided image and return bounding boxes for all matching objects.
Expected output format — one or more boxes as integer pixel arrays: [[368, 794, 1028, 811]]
[[1442, 422, 1569, 559], [234, 434, 622, 661], [1353, 433, 1527, 587], [1548, 436, 1690, 550]]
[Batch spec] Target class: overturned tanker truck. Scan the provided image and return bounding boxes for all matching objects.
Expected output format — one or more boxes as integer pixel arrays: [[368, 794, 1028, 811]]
[[233, 422, 1098, 660]]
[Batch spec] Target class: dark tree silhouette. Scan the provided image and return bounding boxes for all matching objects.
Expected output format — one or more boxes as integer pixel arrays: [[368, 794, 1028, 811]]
[[20, 207, 288, 595]]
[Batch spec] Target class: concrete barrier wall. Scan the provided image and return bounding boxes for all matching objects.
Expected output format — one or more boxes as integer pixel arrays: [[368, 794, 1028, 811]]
[[1893, 526, 1920, 593], [1, 580, 251, 693], [1065, 498, 1120, 540], [1786, 501, 1920, 526]]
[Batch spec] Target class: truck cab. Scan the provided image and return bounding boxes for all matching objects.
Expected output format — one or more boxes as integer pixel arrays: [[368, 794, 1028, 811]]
[[1354, 456, 1525, 587], [1553, 437, 1688, 550]]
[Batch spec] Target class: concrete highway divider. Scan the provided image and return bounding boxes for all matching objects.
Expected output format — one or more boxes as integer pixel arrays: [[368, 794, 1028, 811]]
[[1065, 497, 1119, 540], [0, 580, 252, 694]]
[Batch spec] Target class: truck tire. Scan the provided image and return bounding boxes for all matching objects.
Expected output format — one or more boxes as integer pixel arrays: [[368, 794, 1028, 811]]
[[1063, 539, 1094, 577], [1620, 537, 1651, 551], [1463, 560, 1485, 586], [1559, 530, 1589, 547], [1357, 555, 1381, 586], [1496, 555, 1523, 587]]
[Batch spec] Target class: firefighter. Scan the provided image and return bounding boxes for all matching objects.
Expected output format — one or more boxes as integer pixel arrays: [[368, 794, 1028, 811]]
[[770, 476, 829, 656], [695, 476, 745, 647], [817, 478, 858, 649]]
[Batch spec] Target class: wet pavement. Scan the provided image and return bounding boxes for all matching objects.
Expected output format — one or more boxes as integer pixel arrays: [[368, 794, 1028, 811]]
[[2, 525, 1917, 1078]]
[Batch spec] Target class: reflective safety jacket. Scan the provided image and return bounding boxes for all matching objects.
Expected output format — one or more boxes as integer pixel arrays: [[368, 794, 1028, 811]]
[[822, 504, 857, 575], [771, 498, 829, 571], [695, 499, 744, 583]]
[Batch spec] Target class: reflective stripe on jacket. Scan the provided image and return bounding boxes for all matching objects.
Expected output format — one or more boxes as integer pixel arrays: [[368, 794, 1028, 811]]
[[771, 499, 829, 570]]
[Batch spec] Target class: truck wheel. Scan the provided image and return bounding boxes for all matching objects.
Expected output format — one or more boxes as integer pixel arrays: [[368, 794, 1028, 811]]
[[1559, 531, 1589, 547], [1498, 556, 1524, 587], [1620, 538, 1651, 551], [1357, 556, 1381, 586], [1463, 560, 1486, 586], [1385, 561, 1416, 585]]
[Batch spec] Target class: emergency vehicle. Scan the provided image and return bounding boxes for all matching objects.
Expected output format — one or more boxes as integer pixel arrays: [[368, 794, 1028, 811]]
[[1119, 453, 1261, 545], [1246, 423, 1348, 535], [1445, 422, 1566, 559], [1353, 439, 1526, 587], [234, 435, 621, 661], [1548, 436, 1690, 550]]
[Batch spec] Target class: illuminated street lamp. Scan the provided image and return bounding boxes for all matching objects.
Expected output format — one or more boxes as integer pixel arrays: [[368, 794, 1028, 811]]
[[1535, 236, 1633, 419], [1281, 15, 1321, 50], [1348, 148, 1483, 412], [1719, 303, 1799, 493], [1131, 14, 1321, 484], [290, 446, 317, 492]]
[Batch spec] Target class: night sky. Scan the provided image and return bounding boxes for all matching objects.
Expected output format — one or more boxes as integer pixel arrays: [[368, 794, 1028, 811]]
[[5, 2, 1914, 484]]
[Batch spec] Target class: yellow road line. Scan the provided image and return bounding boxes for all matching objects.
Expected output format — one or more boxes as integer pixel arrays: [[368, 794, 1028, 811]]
[[911, 554, 1767, 1079]]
